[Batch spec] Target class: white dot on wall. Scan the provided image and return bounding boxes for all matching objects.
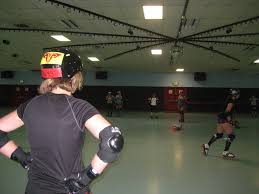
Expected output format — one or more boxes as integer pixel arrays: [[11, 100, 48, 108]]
[[20, 80, 24, 84]]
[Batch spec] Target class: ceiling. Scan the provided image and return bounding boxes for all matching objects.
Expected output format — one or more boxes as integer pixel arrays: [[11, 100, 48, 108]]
[[0, 0, 259, 73]]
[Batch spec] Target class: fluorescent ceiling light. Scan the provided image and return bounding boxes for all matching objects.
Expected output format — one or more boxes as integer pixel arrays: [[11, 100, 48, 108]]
[[143, 6, 163, 19], [51, 35, 71, 41], [88, 57, 100, 62], [151, 49, 162, 55], [176, 68, 184, 72], [254, 59, 259, 63]]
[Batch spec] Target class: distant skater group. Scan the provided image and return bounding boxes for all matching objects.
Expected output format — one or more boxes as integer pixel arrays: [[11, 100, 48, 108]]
[[105, 91, 123, 117]]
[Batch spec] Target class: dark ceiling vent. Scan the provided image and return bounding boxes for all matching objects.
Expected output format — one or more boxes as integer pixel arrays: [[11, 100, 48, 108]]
[[242, 46, 256, 51], [68, 19, 79, 28], [231, 68, 240, 71], [22, 60, 32, 65], [94, 66, 103, 70], [226, 68, 240, 71], [61, 19, 79, 29], [183, 18, 200, 28], [14, 24, 30, 28]]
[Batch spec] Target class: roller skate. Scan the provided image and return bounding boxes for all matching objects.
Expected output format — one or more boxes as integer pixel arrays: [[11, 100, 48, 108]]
[[222, 151, 235, 159], [201, 144, 209, 156]]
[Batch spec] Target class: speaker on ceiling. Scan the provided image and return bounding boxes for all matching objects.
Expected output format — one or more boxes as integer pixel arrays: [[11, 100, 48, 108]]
[[194, 72, 207, 81]]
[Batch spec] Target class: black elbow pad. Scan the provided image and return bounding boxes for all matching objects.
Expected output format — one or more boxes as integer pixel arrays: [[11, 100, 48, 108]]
[[0, 130, 10, 148], [97, 126, 124, 163]]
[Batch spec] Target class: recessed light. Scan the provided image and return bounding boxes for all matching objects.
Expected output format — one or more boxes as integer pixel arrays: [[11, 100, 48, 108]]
[[51, 35, 71, 42], [88, 57, 100, 62], [151, 49, 162, 55], [254, 59, 259, 63], [143, 6, 163, 19], [176, 68, 184, 72]]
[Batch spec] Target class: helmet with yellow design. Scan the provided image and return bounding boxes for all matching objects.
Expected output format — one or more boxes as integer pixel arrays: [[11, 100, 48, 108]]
[[40, 48, 83, 79]]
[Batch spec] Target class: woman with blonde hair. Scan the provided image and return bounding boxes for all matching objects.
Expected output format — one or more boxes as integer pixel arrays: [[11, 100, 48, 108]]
[[0, 48, 124, 194]]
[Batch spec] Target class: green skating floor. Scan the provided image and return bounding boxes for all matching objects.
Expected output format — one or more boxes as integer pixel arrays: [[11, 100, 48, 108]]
[[0, 108, 259, 194]]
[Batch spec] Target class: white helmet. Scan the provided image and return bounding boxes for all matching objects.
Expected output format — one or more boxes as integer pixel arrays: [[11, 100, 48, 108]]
[[230, 89, 240, 97]]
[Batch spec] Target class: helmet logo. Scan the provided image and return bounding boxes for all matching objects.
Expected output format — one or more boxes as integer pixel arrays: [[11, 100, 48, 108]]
[[44, 52, 61, 63], [40, 52, 64, 65]]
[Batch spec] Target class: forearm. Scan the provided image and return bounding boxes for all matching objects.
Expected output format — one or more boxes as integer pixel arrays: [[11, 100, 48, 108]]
[[0, 138, 32, 169], [0, 140, 18, 158], [91, 154, 108, 174]]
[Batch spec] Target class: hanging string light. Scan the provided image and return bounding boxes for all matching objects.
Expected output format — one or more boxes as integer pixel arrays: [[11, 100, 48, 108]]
[[0, 27, 166, 41]]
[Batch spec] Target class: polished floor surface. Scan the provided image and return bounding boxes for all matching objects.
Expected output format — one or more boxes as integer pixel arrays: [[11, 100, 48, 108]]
[[0, 108, 258, 194]]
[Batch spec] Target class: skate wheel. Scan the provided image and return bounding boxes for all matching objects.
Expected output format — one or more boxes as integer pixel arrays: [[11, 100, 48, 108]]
[[223, 156, 235, 160], [201, 144, 208, 156], [171, 126, 177, 132]]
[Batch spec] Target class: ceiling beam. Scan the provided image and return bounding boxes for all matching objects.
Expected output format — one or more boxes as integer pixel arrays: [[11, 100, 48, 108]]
[[185, 32, 259, 40], [0, 27, 165, 40], [43, 39, 167, 50], [104, 40, 172, 61], [181, 15, 259, 39], [187, 39, 259, 47], [40, 0, 175, 40], [182, 41, 240, 62], [175, 0, 190, 41]]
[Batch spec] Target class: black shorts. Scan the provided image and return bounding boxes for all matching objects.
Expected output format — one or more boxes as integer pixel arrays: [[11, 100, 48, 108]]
[[251, 105, 257, 111], [25, 181, 90, 194], [107, 103, 113, 110], [150, 105, 158, 112], [217, 112, 232, 124], [178, 106, 184, 113], [25, 171, 91, 194]]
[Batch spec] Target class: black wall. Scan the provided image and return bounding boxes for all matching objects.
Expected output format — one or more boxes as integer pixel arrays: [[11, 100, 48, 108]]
[[0, 85, 258, 112], [75, 86, 164, 111]]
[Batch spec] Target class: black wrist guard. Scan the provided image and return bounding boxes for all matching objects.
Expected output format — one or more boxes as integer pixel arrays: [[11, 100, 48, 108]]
[[64, 165, 99, 194], [79, 165, 99, 185], [10, 147, 32, 170]]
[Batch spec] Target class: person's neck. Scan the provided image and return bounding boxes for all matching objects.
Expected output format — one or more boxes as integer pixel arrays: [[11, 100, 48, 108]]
[[51, 87, 72, 96]]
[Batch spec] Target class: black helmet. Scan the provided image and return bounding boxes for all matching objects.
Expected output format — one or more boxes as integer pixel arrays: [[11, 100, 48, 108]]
[[40, 48, 83, 79]]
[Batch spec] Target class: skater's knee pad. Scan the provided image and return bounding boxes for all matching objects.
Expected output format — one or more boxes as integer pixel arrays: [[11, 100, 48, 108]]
[[227, 134, 236, 142], [214, 133, 223, 139]]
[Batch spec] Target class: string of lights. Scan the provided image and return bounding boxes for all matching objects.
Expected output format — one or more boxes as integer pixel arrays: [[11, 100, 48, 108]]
[[3, 0, 257, 63], [181, 15, 259, 39], [43, 39, 168, 50], [0, 27, 165, 40], [183, 41, 240, 62], [185, 32, 259, 40], [104, 40, 171, 61], [39, 0, 175, 40], [186, 40, 259, 47]]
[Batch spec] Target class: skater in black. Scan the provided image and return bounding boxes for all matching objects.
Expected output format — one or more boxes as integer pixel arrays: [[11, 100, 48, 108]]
[[0, 48, 124, 194], [202, 89, 240, 159], [105, 92, 114, 117], [114, 91, 123, 117], [249, 95, 258, 118], [177, 90, 186, 123]]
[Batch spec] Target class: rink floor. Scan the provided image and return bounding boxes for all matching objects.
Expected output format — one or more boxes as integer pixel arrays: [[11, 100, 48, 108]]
[[0, 108, 258, 194]]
